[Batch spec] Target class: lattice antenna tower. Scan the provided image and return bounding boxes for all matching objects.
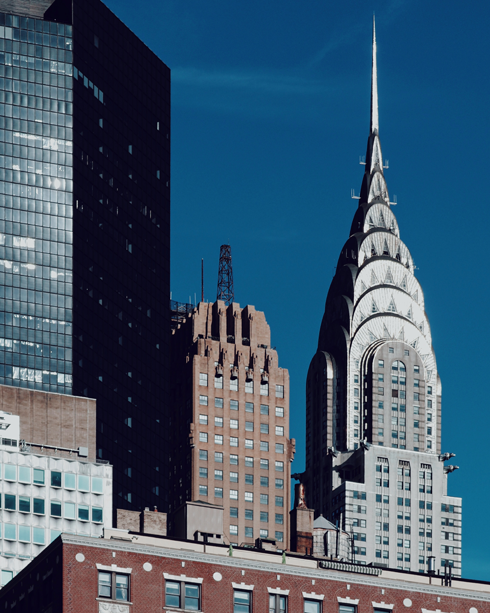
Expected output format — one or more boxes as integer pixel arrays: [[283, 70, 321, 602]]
[[217, 244, 234, 305]]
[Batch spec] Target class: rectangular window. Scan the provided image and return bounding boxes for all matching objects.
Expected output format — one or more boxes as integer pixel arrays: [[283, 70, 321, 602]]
[[275, 406, 284, 417], [19, 466, 31, 483], [215, 397, 224, 408], [215, 469, 223, 481], [245, 509, 254, 521], [230, 437, 239, 447], [270, 594, 287, 613], [65, 474, 76, 490], [275, 443, 284, 454], [79, 505, 90, 521], [260, 459, 269, 470], [51, 470, 61, 487], [215, 435, 223, 445], [230, 379, 238, 392], [215, 416, 223, 428], [230, 454, 238, 465], [275, 478, 284, 489], [33, 498, 45, 515], [19, 496, 30, 513], [260, 441, 269, 451], [33, 468, 45, 485], [230, 524, 238, 535], [275, 461, 284, 472], [304, 600, 321, 613], [260, 423, 269, 434], [214, 451, 222, 463], [234, 590, 251, 613], [230, 419, 239, 429], [165, 580, 201, 611], [245, 526, 253, 538], [230, 490, 238, 500], [199, 395, 208, 406], [215, 376, 223, 389], [260, 383, 269, 396], [199, 485, 208, 497], [230, 507, 238, 518], [245, 439, 254, 449], [260, 476, 268, 487], [245, 380, 254, 394], [245, 457, 254, 467], [245, 421, 254, 432], [245, 492, 254, 503], [199, 414, 208, 425], [4, 494, 15, 511], [260, 511, 269, 522], [215, 487, 223, 498], [260, 493, 269, 505], [246, 474, 254, 485], [230, 472, 238, 483], [275, 385, 284, 398], [275, 513, 284, 525], [275, 496, 284, 507], [245, 402, 254, 413], [199, 373, 208, 387], [98, 572, 130, 602], [199, 432, 208, 443], [275, 425, 284, 436], [200, 450, 208, 461], [230, 400, 239, 411], [199, 467, 208, 479]]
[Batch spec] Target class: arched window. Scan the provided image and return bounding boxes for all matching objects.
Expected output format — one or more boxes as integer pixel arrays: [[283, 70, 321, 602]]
[[392, 360, 406, 372]]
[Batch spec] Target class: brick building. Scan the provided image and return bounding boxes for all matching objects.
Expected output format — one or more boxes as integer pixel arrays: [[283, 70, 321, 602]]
[[170, 300, 294, 547], [0, 526, 489, 612]]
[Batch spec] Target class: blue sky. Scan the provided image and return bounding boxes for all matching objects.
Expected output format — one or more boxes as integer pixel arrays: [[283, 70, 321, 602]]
[[106, 0, 490, 579]]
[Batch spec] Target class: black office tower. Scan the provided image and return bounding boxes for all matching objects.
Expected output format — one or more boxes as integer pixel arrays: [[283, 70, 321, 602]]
[[0, 0, 170, 513]]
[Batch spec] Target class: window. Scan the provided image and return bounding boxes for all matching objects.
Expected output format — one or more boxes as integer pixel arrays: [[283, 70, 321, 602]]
[[215, 469, 223, 481], [379, 359, 384, 367], [230, 524, 238, 535], [245, 402, 254, 413], [230, 472, 238, 483], [275, 531, 284, 542], [215, 376, 223, 389], [245, 492, 254, 502], [245, 380, 254, 394], [230, 507, 238, 518], [79, 504, 89, 521], [4, 494, 15, 511], [199, 373, 208, 387], [261, 459, 269, 470], [33, 468, 45, 485], [246, 474, 254, 485], [199, 466, 207, 478], [269, 594, 287, 613], [275, 461, 284, 472], [276, 407, 284, 417], [215, 487, 223, 498], [261, 441, 270, 451], [275, 385, 284, 398], [199, 485, 208, 497], [260, 476, 268, 487], [19, 526, 31, 543], [213, 451, 222, 463], [215, 398, 223, 408], [215, 435, 223, 445], [275, 443, 284, 454], [245, 509, 254, 521], [260, 493, 269, 505], [245, 439, 254, 449], [199, 395, 208, 406], [230, 437, 239, 447], [19, 496, 30, 513], [261, 423, 269, 434], [230, 379, 238, 392], [276, 513, 284, 524], [199, 414, 208, 425], [51, 501, 62, 517], [98, 571, 130, 602], [275, 478, 284, 489], [304, 600, 321, 613], [245, 421, 254, 432], [234, 590, 251, 613], [4, 524, 15, 540], [19, 466, 31, 483], [165, 580, 201, 611], [261, 511, 269, 522], [230, 454, 238, 465], [230, 400, 239, 411], [51, 470, 61, 487], [215, 417, 223, 428], [275, 496, 284, 507], [275, 425, 284, 436], [230, 419, 239, 430], [260, 529, 269, 538], [245, 457, 254, 467], [199, 433, 208, 443], [33, 498, 45, 515]]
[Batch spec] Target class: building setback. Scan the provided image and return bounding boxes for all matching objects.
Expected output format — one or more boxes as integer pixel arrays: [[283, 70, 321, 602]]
[[170, 300, 294, 547], [0, 527, 489, 612], [0, 0, 170, 515], [304, 21, 462, 574]]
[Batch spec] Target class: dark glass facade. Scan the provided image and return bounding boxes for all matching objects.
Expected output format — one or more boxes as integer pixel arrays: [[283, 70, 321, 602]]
[[0, 0, 170, 515]]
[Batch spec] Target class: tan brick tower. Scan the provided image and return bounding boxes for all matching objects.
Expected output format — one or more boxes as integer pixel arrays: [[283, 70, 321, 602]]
[[170, 300, 294, 548]]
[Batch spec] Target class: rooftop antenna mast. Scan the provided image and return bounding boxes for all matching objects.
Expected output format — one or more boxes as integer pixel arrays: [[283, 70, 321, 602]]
[[217, 244, 234, 305]]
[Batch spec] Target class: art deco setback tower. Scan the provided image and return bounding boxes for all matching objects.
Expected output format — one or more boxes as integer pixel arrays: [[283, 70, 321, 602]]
[[304, 22, 462, 574], [0, 0, 170, 514], [171, 301, 294, 548]]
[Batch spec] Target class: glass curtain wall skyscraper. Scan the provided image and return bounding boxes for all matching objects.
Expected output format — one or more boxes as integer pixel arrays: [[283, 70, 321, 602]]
[[0, 0, 170, 515]]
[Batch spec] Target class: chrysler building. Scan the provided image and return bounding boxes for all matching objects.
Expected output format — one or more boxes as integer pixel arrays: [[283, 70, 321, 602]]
[[304, 20, 462, 575]]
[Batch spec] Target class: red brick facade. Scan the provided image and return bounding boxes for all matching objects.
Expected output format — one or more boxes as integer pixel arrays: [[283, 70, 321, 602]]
[[1, 531, 489, 612]]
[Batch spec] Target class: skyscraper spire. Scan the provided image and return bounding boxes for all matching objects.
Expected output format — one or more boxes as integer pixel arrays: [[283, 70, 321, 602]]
[[370, 15, 379, 134]]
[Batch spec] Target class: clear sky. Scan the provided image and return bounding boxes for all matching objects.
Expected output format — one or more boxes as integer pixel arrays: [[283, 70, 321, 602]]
[[105, 0, 490, 580]]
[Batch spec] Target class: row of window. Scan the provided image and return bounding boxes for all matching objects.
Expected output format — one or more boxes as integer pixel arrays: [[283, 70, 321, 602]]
[[198, 450, 284, 471], [199, 469, 284, 488], [230, 508, 283, 523], [374, 402, 431, 413], [99, 572, 378, 613], [230, 526, 284, 541], [200, 374, 284, 398], [198, 433, 284, 453], [198, 416, 284, 436], [0, 465, 104, 492], [198, 397, 284, 416], [198, 486, 283, 506], [0, 493, 103, 521]]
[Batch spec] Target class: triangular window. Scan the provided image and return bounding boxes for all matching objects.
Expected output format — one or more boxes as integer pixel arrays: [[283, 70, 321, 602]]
[[382, 239, 390, 256], [371, 243, 377, 257], [400, 275, 407, 290], [370, 270, 379, 285], [385, 267, 394, 284], [372, 299, 379, 313], [406, 306, 413, 320], [387, 297, 397, 313]]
